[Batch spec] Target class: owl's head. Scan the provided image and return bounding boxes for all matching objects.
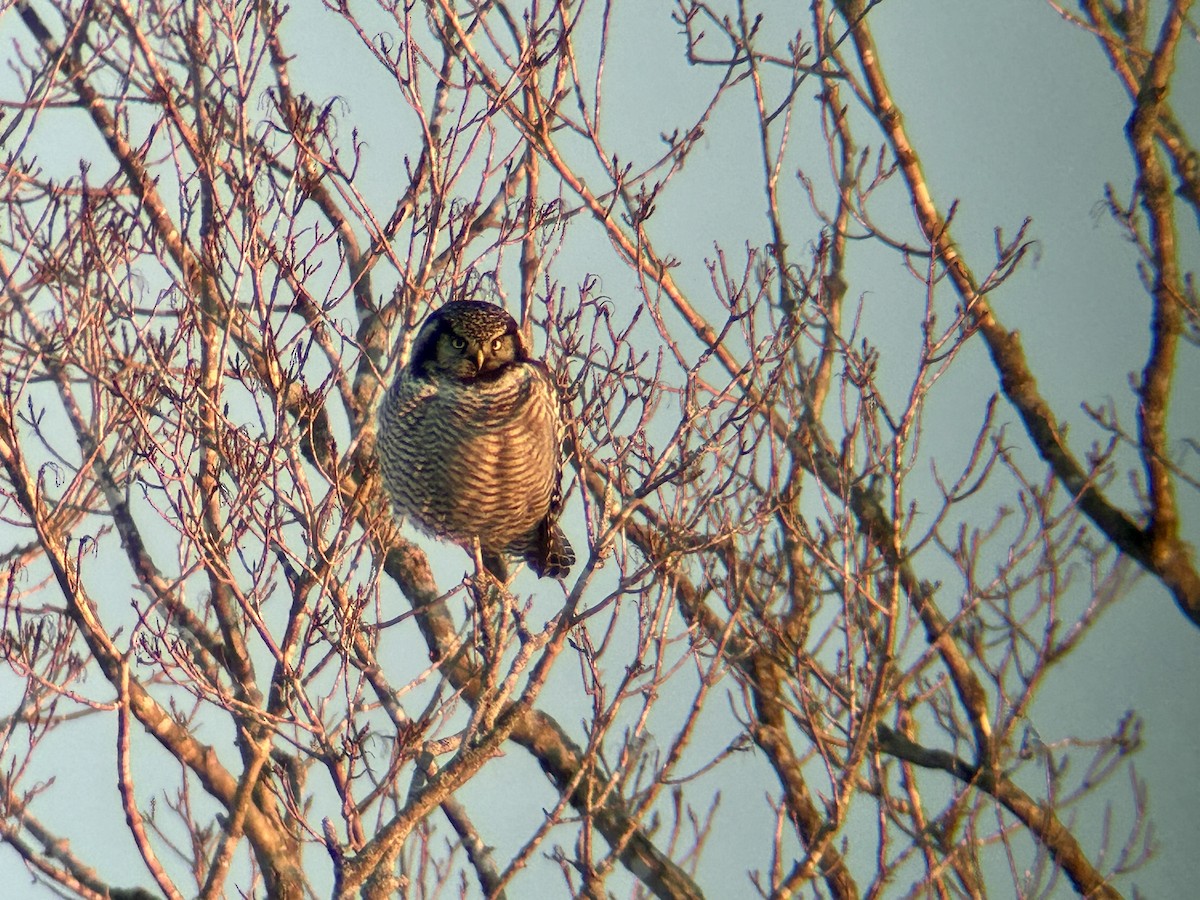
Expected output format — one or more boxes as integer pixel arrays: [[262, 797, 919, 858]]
[[408, 300, 530, 382]]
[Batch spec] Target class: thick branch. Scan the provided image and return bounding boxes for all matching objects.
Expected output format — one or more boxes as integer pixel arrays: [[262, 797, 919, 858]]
[[835, 0, 1200, 625], [876, 726, 1123, 900], [370, 546, 705, 900]]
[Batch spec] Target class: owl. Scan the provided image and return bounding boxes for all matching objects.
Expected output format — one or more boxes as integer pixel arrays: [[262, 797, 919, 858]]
[[377, 300, 574, 581]]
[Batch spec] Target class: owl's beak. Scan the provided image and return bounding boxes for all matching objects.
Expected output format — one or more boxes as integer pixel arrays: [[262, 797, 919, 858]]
[[474, 348, 486, 372]]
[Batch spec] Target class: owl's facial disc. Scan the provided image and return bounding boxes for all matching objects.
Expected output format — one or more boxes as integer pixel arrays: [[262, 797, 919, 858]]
[[407, 302, 527, 381], [476, 334, 514, 374]]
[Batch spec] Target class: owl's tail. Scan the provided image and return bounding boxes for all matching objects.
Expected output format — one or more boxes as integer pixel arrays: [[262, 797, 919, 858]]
[[527, 520, 575, 579]]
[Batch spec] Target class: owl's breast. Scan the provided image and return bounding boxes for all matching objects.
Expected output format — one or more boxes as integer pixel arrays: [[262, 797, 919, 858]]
[[377, 363, 560, 550]]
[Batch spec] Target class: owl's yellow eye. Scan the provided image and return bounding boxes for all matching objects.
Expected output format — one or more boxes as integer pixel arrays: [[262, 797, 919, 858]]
[[450, 336, 467, 351], [490, 337, 505, 353]]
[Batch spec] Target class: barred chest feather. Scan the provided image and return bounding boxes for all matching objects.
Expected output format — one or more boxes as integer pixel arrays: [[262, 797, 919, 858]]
[[377, 361, 560, 554]]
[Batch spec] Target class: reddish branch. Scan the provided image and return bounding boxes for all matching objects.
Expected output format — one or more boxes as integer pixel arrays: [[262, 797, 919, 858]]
[[835, 0, 1200, 626], [1, 2, 1176, 898], [875, 726, 1122, 900]]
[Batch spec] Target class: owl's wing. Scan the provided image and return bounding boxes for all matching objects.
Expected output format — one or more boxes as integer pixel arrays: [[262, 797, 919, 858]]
[[538, 360, 570, 520], [384, 374, 437, 417], [530, 359, 576, 580]]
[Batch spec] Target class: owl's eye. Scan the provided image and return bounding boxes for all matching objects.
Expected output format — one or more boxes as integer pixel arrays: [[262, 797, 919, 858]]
[[450, 336, 467, 351], [490, 336, 505, 353]]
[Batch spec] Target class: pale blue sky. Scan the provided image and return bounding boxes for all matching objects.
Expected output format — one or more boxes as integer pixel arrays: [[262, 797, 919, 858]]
[[0, 1, 1195, 896]]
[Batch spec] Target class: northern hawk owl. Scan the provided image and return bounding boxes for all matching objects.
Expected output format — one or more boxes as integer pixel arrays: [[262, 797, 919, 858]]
[[377, 300, 574, 580]]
